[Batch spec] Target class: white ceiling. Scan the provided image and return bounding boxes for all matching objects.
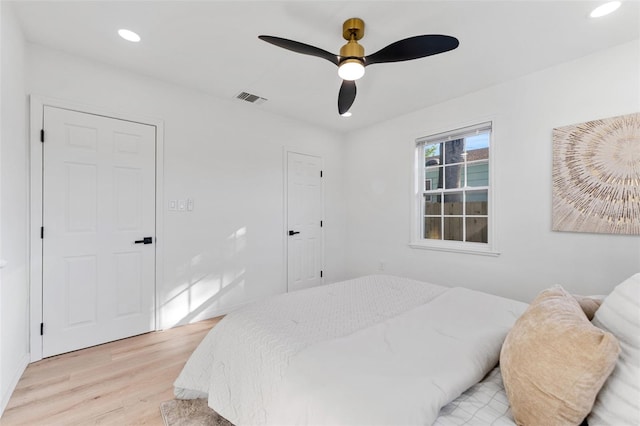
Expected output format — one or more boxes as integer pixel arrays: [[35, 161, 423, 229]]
[[11, 1, 640, 133]]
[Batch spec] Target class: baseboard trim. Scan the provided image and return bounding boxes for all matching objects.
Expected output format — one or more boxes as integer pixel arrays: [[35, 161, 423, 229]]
[[0, 353, 29, 418]]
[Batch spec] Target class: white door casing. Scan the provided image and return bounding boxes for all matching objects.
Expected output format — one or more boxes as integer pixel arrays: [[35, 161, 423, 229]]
[[41, 106, 156, 357], [286, 151, 323, 292]]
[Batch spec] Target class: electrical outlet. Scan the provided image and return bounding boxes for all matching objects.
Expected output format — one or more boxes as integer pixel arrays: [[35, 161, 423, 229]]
[[187, 198, 194, 211], [378, 261, 386, 272]]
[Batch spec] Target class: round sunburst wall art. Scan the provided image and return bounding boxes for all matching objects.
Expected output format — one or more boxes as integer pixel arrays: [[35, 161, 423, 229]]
[[552, 112, 640, 235]]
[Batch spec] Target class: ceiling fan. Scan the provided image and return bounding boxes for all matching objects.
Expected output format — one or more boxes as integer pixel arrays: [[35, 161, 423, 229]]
[[259, 18, 459, 116]]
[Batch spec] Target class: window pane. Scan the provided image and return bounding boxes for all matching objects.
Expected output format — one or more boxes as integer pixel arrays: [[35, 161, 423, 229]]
[[423, 217, 441, 240], [465, 133, 489, 161], [443, 192, 463, 215], [467, 161, 488, 187], [466, 217, 488, 243], [425, 167, 440, 190], [444, 164, 464, 189], [443, 217, 463, 241], [424, 143, 440, 165], [425, 139, 468, 190], [444, 139, 465, 165], [464, 132, 489, 156], [466, 190, 488, 215], [424, 194, 441, 215]]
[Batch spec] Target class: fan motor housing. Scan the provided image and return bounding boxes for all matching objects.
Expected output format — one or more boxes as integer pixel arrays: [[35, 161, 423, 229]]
[[340, 40, 364, 58]]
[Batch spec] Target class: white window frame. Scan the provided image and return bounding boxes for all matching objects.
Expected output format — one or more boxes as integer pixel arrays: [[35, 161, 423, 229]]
[[410, 121, 499, 256]]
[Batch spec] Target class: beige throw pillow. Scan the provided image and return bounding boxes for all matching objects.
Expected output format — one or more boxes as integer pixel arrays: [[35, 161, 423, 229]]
[[500, 286, 620, 425], [572, 294, 602, 320]]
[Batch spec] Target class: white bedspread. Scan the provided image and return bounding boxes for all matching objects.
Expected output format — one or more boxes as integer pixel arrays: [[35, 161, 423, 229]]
[[174, 275, 527, 425]]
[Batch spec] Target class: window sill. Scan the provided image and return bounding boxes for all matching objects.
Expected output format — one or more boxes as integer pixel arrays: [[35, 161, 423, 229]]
[[409, 241, 501, 257]]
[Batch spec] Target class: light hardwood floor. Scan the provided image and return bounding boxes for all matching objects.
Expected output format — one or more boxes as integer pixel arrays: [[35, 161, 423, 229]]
[[1, 317, 222, 426]]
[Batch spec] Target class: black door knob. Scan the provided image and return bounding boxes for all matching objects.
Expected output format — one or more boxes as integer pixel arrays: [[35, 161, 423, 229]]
[[288, 230, 300, 236], [134, 237, 153, 244]]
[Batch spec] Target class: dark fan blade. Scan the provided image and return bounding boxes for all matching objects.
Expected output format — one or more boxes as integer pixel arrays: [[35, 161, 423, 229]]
[[258, 35, 339, 66], [338, 80, 357, 115], [365, 35, 459, 66]]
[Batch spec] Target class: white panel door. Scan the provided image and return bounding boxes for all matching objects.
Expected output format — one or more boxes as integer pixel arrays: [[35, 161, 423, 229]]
[[42, 106, 156, 357], [287, 152, 323, 292]]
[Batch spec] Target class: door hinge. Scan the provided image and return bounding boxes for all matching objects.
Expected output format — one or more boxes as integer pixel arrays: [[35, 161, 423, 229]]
[[320, 170, 323, 178], [40, 226, 44, 239], [320, 270, 323, 278], [40, 129, 45, 143], [40, 323, 44, 336], [320, 220, 323, 227]]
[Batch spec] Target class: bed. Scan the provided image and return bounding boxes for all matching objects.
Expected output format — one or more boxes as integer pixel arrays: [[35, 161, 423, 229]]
[[174, 275, 527, 425], [174, 273, 640, 425]]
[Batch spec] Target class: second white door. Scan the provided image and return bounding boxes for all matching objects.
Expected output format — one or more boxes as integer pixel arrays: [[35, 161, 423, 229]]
[[287, 151, 323, 292], [42, 106, 156, 357]]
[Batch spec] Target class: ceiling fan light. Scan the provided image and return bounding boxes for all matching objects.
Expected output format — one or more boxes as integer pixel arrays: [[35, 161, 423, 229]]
[[338, 59, 365, 81]]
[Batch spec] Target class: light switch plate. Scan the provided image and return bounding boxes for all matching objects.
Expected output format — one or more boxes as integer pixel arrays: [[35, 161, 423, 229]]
[[187, 198, 194, 211], [178, 199, 186, 211], [169, 200, 177, 211]]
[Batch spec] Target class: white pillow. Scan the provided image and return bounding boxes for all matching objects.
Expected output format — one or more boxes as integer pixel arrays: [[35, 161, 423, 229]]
[[588, 273, 640, 426]]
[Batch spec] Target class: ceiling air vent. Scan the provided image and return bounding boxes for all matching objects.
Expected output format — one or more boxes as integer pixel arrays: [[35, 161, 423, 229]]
[[235, 91, 267, 105]]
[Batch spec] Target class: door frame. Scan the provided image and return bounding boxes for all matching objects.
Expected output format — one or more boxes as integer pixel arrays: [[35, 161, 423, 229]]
[[29, 96, 165, 361], [282, 147, 325, 292]]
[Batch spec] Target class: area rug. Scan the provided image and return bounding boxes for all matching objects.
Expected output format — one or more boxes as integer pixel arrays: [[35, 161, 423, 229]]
[[160, 399, 233, 426]]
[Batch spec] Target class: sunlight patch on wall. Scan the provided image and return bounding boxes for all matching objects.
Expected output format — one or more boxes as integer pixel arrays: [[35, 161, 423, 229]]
[[162, 226, 249, 328]]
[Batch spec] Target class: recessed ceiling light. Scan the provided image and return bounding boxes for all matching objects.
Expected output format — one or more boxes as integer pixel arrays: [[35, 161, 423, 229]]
[[341, 111, 352, 117], [118, 29, 141, 42], [590, 1, 621, 18]]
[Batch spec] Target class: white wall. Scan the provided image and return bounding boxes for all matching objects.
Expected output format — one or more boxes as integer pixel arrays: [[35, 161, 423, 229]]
[[0, 1, 30, 416], [344, 40, 640, 302], [26, 44, 348, 329]]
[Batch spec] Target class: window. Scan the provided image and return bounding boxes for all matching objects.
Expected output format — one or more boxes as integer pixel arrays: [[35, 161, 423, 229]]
[[412, 122, 496, 255]]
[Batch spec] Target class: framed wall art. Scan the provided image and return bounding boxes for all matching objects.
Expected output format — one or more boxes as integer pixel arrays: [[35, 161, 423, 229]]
[[552, 112, 640, 235]]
